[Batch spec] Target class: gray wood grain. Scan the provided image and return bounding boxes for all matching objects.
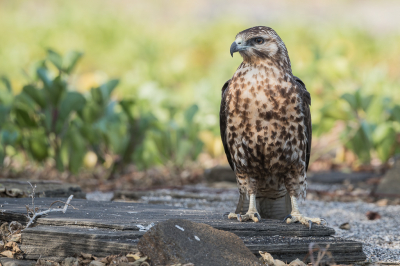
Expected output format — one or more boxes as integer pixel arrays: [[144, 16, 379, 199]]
[[0, 180, 85, 198], [0, 198, 334, 236], [21, 226, 139, 260], [0, 198, 365, 263]]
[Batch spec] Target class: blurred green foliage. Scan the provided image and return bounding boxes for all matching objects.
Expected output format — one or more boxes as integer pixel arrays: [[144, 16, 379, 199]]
[[0, 50, 203, 173], [319, 89, 400, 163], [1, 1, 400, 168]]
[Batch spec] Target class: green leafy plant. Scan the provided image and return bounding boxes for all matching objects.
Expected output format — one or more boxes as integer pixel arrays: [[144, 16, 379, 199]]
[[319, 89, 400, 163], [10, 51, 80, 171], [149, 104, 204, 168], [0, 49, 206, 175], [0, 76, 18, 164], [0, 50, 126, 173]]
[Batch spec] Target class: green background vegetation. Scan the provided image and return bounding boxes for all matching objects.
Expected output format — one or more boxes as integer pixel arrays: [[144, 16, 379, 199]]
[[1, 0, 400, 174]]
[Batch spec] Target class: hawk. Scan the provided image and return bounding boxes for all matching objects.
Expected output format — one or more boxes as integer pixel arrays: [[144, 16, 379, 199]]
[[220, 26, 324, 227]]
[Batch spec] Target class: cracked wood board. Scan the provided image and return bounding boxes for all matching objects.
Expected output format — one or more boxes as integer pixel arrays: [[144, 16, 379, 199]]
[[0, 179, 85, 198], [0, 198, 365, 263], [245, 235, 365, 263], [0, 198, 334, 236], [20, 225, 364, 263], [21, 226, 139, 261]]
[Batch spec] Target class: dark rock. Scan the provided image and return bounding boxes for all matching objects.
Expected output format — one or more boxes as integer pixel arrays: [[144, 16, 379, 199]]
[[204, 165, 235, 183], [375, 157, 400, 197], [137, 219, 261, 266]]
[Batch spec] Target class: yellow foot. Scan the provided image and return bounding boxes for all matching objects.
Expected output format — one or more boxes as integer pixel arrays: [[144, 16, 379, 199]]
[[226, 212, 238, 219], [224, 212, 261, 222], [283, 213, 327, 229], [238, 211, 261, 222]]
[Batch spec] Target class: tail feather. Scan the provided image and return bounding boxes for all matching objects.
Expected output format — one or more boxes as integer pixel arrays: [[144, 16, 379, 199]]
[[235, 193, 292, 220]]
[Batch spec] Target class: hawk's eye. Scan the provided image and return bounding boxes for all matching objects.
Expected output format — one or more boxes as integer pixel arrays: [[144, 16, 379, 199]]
[[255, 38, 264, 44]]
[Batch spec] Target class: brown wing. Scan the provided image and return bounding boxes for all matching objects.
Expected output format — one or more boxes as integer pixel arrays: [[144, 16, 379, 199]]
[[220, 79, 235, 171], [294, 76, 312, 172]]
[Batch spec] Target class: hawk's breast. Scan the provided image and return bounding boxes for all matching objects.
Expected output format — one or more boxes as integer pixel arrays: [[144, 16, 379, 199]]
[[225, 63, 307, 174]]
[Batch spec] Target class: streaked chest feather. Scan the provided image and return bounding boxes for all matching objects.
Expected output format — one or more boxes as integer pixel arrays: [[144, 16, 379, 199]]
[[225, 63, 306, 169]]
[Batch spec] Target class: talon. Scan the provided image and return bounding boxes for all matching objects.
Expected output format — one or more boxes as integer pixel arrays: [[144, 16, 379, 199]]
[[223, 212, 229, 217], [237, 214, 242, 222], [308, 220, 313, 230], [255, 213, 261, 221], [282, 214, 292, 222]]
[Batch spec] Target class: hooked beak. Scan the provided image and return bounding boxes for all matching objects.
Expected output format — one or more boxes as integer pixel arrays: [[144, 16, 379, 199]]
[[230, 41, 247, 57]]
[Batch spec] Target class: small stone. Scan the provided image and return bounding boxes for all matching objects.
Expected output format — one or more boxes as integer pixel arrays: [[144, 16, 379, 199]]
[[339, 222, 351, 230], [366, 211, 381, 220]]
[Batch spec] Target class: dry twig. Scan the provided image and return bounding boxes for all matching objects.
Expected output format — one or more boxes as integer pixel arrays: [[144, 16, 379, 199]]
[[24, 195, 74, 229], [304, 243, 334, 266], [24, 181, 75, 229], [0, 182, 76, 260]]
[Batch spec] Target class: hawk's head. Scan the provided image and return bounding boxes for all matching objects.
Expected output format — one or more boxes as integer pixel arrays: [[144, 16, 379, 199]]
[[230, 26, 291, 68]]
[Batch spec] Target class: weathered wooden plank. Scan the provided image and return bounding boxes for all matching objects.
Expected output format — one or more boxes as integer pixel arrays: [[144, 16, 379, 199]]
[[21, 226, 139, 260], [245, 235, 365, 263], [0, 180, 85, 198], [0, 198, 365, 263], [0, 198, 334, 237], [20, 225, 364, 263], [208, 222, 335, 237]]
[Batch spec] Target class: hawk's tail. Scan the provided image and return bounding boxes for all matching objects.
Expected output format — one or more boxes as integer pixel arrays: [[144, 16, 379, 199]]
[[235, 193, 292, 220]]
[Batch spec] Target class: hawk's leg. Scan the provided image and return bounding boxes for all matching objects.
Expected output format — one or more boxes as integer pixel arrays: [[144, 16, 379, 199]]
[[238, 193, 261, 222], [284, 196, 326, 229]]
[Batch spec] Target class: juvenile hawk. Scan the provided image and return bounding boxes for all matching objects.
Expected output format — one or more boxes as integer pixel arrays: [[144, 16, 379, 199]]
[[220, 26, 324, 227]]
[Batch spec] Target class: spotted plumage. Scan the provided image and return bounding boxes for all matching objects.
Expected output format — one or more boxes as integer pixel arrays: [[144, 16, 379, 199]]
[[221, 26, 321, 226]]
